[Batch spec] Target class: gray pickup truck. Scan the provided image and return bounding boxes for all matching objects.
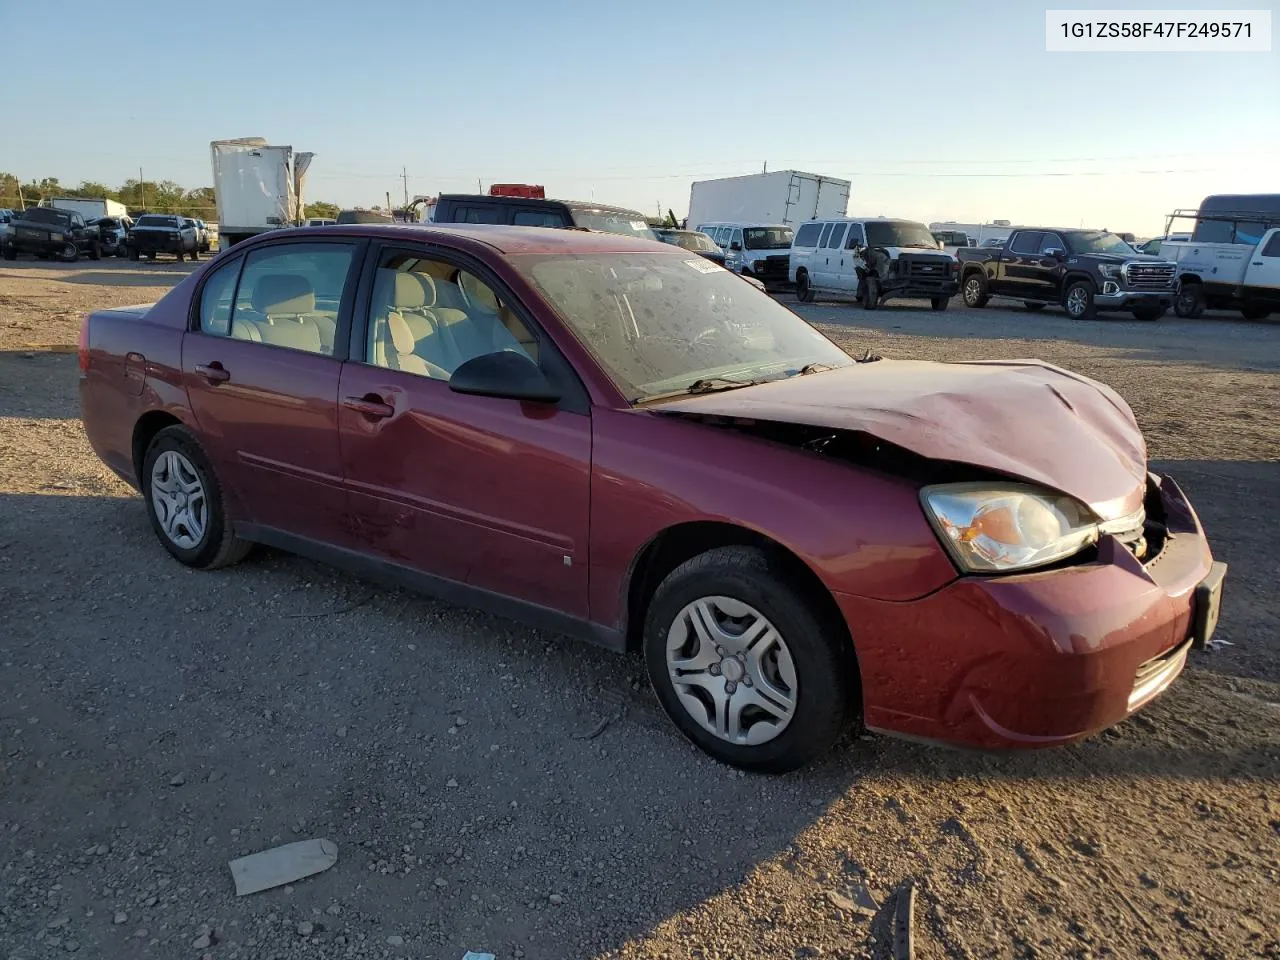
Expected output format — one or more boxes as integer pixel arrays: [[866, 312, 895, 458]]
[[2, 207, 102, 262], [956, 227, 1175, 321], [127, 214, 200, 262]]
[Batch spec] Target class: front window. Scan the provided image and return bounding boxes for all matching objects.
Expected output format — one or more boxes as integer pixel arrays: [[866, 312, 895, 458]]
[[571, 209, 657, 241], [864, 220, 938, 249], [1064, 231, 1135, 255], [743, 226, 794, 250], [516, 251, 853, 402]]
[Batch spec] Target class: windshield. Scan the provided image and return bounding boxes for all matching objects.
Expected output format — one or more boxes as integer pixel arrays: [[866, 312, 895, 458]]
[[865, 220, 938, 248], [21, 208, 70, 225], [516, 251, 853, 401], [136, 215, 178, 227], [1064, 231, 1134, 255], [569, 209, 657, 241], [743, 227, 794, 250], [661, 231, 720, 253]]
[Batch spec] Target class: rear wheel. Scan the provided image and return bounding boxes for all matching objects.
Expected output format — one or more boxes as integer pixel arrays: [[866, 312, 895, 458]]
[[175, 250, 185, 263], [89, 241, 101, 261], [1241, 304, 1272, 321], [1022, 301, 1046, 312], [146, 251, 157, 261], [795, 271, 814, 303], [2, 246, 15, 261], [643, 546, 858, 773], [860, 276, 880, 310], [1174, 283, 1205, 319], [142, 426, 252, 570], [961, 272, 988, 307], [61, 241, 79, 263], [190, 246, 199, 261], [1063, 279, 1097, 320], [930, 296, 949, 311]]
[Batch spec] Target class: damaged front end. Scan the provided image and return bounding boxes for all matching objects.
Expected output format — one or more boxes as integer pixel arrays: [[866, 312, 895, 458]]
[[857, 246, 960, 305]]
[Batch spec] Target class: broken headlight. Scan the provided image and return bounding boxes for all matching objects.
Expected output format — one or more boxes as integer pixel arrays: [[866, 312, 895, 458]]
[[921, 482, 1099, 573]]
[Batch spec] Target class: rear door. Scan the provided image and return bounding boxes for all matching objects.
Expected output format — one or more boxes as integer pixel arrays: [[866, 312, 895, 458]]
[[992, 231, 1043, 298], [182, 238, 365, 548], [336, 242, 593, 616], [814, 222, 848, 289], [1243, 229, 1280, 307]]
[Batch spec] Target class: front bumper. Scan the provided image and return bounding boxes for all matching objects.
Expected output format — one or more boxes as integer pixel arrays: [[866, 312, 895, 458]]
[[1094, 284, 1172, 310], [839, 473, 1218, 749], [882, 276, 960, 298], [130, 233, 185, 253]]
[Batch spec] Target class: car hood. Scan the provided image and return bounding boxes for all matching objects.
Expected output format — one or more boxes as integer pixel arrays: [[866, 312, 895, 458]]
[[650, 358, 1148, 520]]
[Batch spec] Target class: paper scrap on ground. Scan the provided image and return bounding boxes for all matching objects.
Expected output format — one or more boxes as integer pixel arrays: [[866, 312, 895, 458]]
[[462, 953, 496, 960], [229, 838, 339, 896]]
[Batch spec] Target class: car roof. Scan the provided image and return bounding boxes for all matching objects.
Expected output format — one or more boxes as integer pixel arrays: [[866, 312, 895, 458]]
[[436, 194, 647, 218], [260, 223, 669, 255]]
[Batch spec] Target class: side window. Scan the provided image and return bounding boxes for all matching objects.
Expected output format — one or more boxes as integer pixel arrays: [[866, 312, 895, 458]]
[[365, 251, 537, 382], [458, 205, 505, 224], [1234, 221, 1266, 245], [1261, 232, 1280, 257], [1039, 233, 1064, 254], [844, 224, 865, 249], [1009, 231, 1043, 255], [198, 257, 243, 336], [730, 228, 743, 249], [230, 243, 356, 355], [817, 223, 834, 247], [824, 224, 847, 249], [794, 222, 822, 248], [514, 209, 567, 227]]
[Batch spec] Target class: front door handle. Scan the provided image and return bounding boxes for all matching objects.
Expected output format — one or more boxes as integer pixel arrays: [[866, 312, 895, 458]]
[[195, 362, 230, 384], [343, 395, 394, 419]]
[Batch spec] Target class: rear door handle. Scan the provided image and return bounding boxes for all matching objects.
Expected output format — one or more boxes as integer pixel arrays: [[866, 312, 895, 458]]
[[343, 395, 395, 419], [195, 362, 230, 384]]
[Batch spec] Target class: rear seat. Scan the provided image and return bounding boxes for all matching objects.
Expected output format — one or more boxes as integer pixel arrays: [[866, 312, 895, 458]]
[[236, 273, 329, 354]]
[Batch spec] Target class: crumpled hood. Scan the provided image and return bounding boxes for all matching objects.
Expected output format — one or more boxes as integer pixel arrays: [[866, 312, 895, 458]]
[[651, 358, 1148, 520]]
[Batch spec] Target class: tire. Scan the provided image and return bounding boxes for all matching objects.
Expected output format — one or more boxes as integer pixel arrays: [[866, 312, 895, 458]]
[[930, 296, 949, 311], [146, 252, 156, 261], [61, 241, 79, 263], [2, 246, 15, 261], [141, 426, 253, 570], [795, 271, 814, 303], [129, 247, 139, 261], [1132, 306, 1166, 322], [860, 276, 880, 310], [1174, 283, 1204, 319], [961, 271, 988, 307], [1241, 305, 1272, 321], [1063, 279, 1097, 320], [190, 246, 199, 262], [643, 546, 858, 773], [175, 250, 184, 263], [1022, 301, 1046, 312], [117, 246, 129, 259], [89, 241, 101, 261]]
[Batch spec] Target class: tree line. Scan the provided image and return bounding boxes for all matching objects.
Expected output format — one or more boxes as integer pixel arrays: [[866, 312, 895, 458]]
[[0, 173, 339, 221]]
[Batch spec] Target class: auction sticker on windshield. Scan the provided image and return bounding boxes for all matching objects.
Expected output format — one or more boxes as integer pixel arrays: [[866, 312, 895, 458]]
[[682, 258, 722, 274]]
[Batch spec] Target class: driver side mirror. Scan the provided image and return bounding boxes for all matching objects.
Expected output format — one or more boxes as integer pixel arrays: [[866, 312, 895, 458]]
[[1043, 247, 1065, 258], [448, 350, 560, 404], [729, 241, 741, 251]]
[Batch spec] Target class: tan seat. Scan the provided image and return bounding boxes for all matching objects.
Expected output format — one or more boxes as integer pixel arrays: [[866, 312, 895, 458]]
[[457, 270, 538, 361], [371, 270, 445, 371], [249, 273, 326, 353], [387, 311, 448, 379]]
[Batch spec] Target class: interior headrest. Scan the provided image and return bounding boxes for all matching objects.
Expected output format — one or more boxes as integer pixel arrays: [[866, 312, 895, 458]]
[[388, 311, 416, 354], [459, 271, 499, 312], [251, 273, 315, 315]]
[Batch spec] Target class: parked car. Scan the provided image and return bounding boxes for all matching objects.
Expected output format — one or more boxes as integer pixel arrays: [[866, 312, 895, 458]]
[[2, 206, 101, 261], [78, 223, 1226, 772], [1160, 195, 1280, 320], [1133, 233, 1189, 257], [127, 214, 200, 262], [90, 216, 132, 257], [790, 218, 959, 310], [654, 228, 727, 266], [956, 228, 1175, 321], [431, 194, 657, 241], [694, 223, 794, 287], [0, 208, 17, 246]]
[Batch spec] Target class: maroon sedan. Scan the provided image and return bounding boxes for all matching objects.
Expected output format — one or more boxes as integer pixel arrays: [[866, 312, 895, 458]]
[[79, 224, 1227, 772]]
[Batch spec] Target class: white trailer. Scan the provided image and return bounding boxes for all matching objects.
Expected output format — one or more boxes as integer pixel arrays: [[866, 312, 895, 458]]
[[43, 197, 128, 221], [688, 171, 850, 229], [211, 137, 314, 250]]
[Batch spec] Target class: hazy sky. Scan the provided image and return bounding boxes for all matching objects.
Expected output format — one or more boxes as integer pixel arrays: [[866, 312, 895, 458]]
[[2, 0, 1276, 234]]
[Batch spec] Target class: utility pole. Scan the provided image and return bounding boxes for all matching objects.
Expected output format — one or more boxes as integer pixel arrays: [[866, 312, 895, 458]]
[[402, 167, 409, 208], [477, 178, 483, 194], [139, 167, 145, 210], [763, 160, 767, 173], [386, 191, 392, 214]]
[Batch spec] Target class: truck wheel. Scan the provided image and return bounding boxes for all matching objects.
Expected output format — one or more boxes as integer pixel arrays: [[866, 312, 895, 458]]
[[1241, 305, 1273, 321], [61, 241, 79, 263], [961, 272, 988, 308], [190, 246, 199, 262], [1132, 306, 1166, 322], [128, 247, 139, 261], [175, 250, 185, 263], [860, 276, 880, 310], [89, 241, 101, 261], [1174, 283, 1204, 319], [930, 296, 949, 311], [147, 252, 157, 261], [117, 246, 129, 259], [2, 246, 15, 261], [795, 271, 814, 303], [1063, 280, 1097, 320], [1022, 301, 1045, 312]]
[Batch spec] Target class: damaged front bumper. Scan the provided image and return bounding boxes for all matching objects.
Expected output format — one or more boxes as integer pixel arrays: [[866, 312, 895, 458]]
[[837, 473, 1222, 749]]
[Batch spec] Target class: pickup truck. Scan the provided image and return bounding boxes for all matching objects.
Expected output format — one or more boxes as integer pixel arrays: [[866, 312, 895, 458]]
[[1159, 205, 1280, 320], [956, 227, 1175, 321], [127, 214, 200, 262], [1, 207, 102, 262]]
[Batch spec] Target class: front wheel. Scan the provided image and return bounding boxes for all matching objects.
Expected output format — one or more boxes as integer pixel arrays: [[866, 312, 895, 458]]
[[961, 272, 988, 307], [1174, 283, 1205, 319], [795, 271, 814, 303], [142, 426, 253, 570], [175, 250, 184, 263], [61, 241, 79, 263], [930, 296, 949, 311], [89, 241, 101, 261], [1241, 304, 1272, 321], [2, 246, 15, 261], [860, 276, 880, 310], [189, 246, 199, 261], [643, 546, 858, 773], [1063, 279, 1097, 320]]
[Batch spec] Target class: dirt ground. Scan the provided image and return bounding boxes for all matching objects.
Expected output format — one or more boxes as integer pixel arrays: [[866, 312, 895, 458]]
[[1, 259, 1277, 960]]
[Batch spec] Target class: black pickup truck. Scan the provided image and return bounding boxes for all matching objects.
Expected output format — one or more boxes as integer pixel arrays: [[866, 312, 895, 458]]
[[1, 207, 102, 262], [127, 214, 199, 262], [956, 228, 1175, 321]]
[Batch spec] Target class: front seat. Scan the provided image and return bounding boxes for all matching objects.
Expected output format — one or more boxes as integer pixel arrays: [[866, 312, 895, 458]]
[[456, 270, 538, 360], [371, 270, 448, 371]]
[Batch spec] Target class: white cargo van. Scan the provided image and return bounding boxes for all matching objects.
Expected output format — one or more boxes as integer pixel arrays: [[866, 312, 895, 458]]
[[789, 217, 959, 310], [694, 222, 794, 287]]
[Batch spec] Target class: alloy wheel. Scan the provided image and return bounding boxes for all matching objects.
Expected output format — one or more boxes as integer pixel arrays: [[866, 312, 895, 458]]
[[1066, 287, 1088, 317]]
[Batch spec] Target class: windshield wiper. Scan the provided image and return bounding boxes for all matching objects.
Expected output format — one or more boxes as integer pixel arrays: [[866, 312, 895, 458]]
[[685, 376, 759, 394], [795, 362, 835, 376]]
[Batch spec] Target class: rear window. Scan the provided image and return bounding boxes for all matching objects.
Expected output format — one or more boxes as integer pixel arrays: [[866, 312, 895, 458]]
[[793, 222, 822, 248], [21, 208, 70, 225]]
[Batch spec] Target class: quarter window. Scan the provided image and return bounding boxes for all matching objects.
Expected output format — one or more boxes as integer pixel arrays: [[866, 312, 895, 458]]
[[365, 251, 537, 381]]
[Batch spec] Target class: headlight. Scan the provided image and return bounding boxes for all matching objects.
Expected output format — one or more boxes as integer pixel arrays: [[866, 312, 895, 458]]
[[921, 482, 1099, 573], [1097, 263, 1122, 278]]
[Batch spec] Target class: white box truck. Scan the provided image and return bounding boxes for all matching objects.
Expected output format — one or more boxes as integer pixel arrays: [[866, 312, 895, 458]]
[[211, 137, 315, 250], [43, 197, 128, 221], [688, 171, 850, 229]]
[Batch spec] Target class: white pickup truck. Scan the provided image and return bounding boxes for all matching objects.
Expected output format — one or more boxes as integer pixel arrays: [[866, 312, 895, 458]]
[[1161, 197, 1280, 320]]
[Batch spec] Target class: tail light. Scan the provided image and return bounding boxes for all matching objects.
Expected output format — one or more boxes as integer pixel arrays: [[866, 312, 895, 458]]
[[77, 314, 91, 372]]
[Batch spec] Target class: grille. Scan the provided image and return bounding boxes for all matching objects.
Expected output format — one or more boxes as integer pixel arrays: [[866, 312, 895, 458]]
[[756, 255, 790, 279], [899, 256, 953, 279], [1123, 262, 1175, 290]]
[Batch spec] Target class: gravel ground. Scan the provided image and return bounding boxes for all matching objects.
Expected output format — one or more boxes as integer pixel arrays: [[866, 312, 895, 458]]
[[1, 259, 1278, 960]]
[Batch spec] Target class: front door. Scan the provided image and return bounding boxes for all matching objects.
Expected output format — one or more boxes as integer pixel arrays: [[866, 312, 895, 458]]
[[182, 239, 363, 547], [993, 230, 1044, 298], [337, 245, 592, 617], [833, 222, 865, 293], [1243, 229, 1280, 308]]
